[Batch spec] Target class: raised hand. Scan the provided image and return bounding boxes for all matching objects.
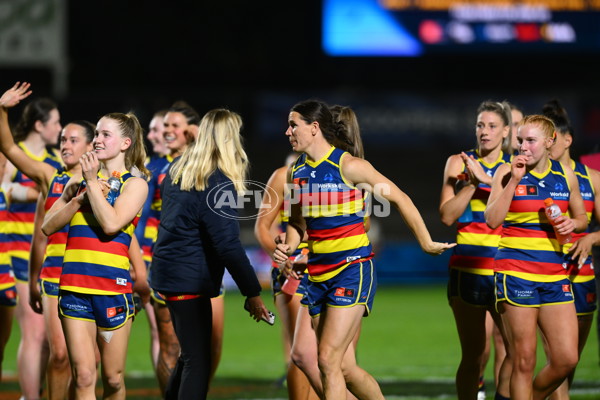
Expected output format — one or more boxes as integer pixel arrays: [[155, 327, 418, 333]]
[[460, 152, 490, 186], [80, 151, 100, 182], [0, 82, 32, 108], [510, 154, 528, 182]]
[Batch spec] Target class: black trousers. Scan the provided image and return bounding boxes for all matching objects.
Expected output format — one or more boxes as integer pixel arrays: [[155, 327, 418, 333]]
[[164, 296, 212, 400]]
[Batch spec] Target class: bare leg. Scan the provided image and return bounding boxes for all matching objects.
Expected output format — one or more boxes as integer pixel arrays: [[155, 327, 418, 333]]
[[15, 281, 49, 399], [144, 301, 159, 370], [153, 301, 179, 393], [62, 317, 99, 400], [97, 319, 133, 400], [315, 305, 383, 400], [450, 298, 488, 400], [0, 304, 15, 381], [501, 304, 539, 400], [533, 304, 578, 400], [547, 312, 594, 400], [282, 296, 319, 400], [492, 319, 507, 388], [479, 311, 493, 393], [489, 306, 511, 398], [274, 292, 293, 369], [43, 295, 71, 400]]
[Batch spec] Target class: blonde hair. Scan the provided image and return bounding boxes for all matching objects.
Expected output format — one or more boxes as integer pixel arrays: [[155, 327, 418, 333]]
[[170, 109, 248, 192], [103, 112, 151, 179], [518, 114, 556, 140]]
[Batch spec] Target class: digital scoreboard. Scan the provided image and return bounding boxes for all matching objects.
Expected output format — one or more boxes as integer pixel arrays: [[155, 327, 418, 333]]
[[322, 0, 600, 56]]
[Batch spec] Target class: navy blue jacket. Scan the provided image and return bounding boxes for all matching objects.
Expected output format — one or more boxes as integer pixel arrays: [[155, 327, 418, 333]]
[[150, 167, 261, 298]]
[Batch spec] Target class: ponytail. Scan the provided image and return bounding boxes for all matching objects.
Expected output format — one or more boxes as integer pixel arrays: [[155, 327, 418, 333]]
[[542, 99, 573, 138], [103, 112, 151, 180], [330, 105, 364, 158]]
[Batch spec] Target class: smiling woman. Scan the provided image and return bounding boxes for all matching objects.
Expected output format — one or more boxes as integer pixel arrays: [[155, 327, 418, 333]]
[[0, 82, 97, 399], [41, 111, 149, 399], [274, 99, 455, 399]]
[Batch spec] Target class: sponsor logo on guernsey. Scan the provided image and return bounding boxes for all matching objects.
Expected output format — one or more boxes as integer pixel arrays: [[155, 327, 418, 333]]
[[318, 183, 342, 190], [539, 180, 546, 188], [562, 284, 571, 292], [549, 192, 569, 198], [515, 185, 538, 196], [116, 277, 127, 286], [310, 170, 316, 178], [52, 182, 64, 194], [346, 255, 361, 263], [580, 186, 592, 199]]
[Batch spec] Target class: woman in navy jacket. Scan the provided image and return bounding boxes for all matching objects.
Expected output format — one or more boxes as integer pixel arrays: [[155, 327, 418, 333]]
[[150, 108, 270, 399]]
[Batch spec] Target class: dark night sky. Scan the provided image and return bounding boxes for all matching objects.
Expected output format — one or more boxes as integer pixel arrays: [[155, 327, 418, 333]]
[[3, 1, 600, 242]]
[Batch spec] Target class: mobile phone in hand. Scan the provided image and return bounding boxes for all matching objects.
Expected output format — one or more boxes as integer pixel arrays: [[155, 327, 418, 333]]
[[244, 299, 276, 325]]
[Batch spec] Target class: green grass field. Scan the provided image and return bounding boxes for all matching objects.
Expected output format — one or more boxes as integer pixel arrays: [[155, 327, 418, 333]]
[[2, 284, 599, 399]]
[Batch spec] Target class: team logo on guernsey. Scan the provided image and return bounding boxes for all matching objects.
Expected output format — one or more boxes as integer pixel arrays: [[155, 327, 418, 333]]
[[52, 182, 64, 194], [335, 287, 354, 297], [515, 185, 538, 196], [562, 284, 570, 293], [293, 177, 309, 188], [554, 182, 564, 191], [158, 173, 166, 185], [324, 173, 334, 182]]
